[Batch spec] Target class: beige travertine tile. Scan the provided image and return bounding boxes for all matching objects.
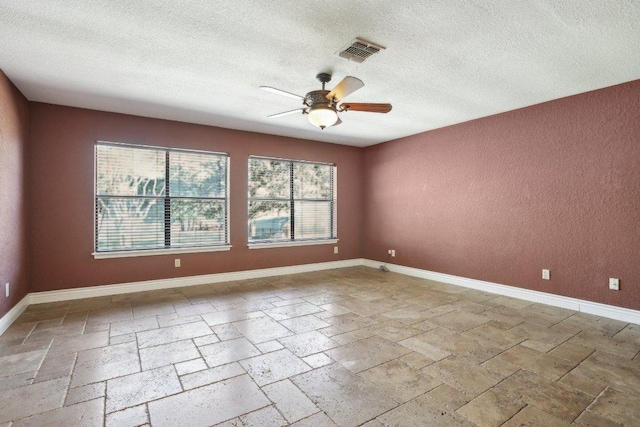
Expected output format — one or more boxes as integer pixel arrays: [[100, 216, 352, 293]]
[[240, 348, 311, 386], [0, 349, 47, 378], [148, 375, 269, 427], [290, 412, 338, 426], [15, 307, 68, 325], [71, 341, 140, 387], [106, 365, 182, 413], [239, 405, 288, 426], [493, 370, 592, 422], [279, 330, 339, 357], [302, 352, 333, 368], [110, 316, 158, 337], [501, 405, 571, 427], [549, 340, 595, 363], [139, 339, 200, 370], [377, 392, 475, 427], [398, 333, 452, 361], [265, 302, 323, 321], [326, 335, 411, 373], [0, 377, 69, 423], [136, 321, 212, 348], [109, 332, 136, 345], [323, 313, 378, 332], [427, 384, 473, 411], [558, 371, 607, 397], [192, 333, 220, 346], [359, 359, 440, 403], [255, 339, 284, 353], [65, 381, 105, 406], [48, 330, 109, 355], [105, 404, 149, 427], [232, 316, 293, 344], [569, 331, 640, 359], [462, 321, 524, 349], [173, 302, 217, 317], [209, 323, 243, 341], [292, 364, 397, 427], [400, 351, 436, 369], [201, 309, 250, 326], [87, 306, 133, 324], [573, 411, 623, 427], [330, 326, 378, 345], [332, 298, 388, 317], [262, 379, 319, 423], [156, 312, 203, 328], [12, 397, 104, 427], [429, 310, 491, 333], [422, 356, 505, 397], [456, 388, 525, 426], [0, 371, 35, 392], [497, 344, 576, 380], [586, 386, 640, 424], [179, 362, 245, 390], [174, 357, 208, 376], [570, 351, 640, 396], [279, 314, 331, 333], [199, 337, 261, 367], [131, 302, 175, 319]]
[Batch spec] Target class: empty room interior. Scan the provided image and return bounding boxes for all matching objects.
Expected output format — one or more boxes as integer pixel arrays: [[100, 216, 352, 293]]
[[1, 2, 639, 426]]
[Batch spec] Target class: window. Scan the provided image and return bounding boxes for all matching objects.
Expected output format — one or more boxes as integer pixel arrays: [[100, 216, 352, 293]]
[[94, 141, 229, 256], [248, 156, 337, 245]]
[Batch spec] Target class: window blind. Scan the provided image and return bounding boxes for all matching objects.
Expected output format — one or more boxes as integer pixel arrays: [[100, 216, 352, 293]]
[[95, 141, 229, 253], [248, 156, 336, 242]]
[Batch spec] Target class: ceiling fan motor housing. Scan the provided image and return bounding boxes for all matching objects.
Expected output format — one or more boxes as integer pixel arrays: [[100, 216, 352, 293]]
[[305, 90, 333, 108]]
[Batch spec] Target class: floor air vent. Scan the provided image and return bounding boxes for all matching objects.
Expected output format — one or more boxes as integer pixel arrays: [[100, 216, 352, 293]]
[[338, 38, 385, 63]]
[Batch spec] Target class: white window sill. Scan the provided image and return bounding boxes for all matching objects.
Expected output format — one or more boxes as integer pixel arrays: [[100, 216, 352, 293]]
[[93, 245, 232, 259], [248, 239, 338, 250]]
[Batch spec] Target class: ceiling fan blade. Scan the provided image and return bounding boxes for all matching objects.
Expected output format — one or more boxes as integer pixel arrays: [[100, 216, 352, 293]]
[[267, 108, 305, 118], [260, 86, 304, 101], [340, 103, 392, 113], [326, 76, 364, 102]]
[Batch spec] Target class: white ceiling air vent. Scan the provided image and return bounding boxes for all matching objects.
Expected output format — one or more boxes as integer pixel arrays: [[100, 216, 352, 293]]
[[337, 38, 385, 63]]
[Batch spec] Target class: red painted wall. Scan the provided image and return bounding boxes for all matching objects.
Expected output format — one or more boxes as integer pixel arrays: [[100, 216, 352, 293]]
[[27, 104, 363, 292], [0, 71, 30, 318], [363, 80, 640, 310]]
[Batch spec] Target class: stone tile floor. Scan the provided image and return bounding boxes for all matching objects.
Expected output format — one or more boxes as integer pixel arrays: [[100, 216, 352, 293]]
[[0, 266, 639, 426]]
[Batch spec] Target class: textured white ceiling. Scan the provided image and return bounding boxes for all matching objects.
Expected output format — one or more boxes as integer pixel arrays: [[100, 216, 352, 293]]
[[1, 1, 639, 147]]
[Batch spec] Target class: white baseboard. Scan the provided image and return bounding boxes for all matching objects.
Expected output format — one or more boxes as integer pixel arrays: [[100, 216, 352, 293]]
[[2, 257, 638, 336], [0, 295, 30, 336], [363, 259, 640, 325], [29, 259, 364, 305]]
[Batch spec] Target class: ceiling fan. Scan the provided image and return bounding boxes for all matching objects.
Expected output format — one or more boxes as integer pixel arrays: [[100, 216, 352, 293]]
[[260, 73, 392, 130]]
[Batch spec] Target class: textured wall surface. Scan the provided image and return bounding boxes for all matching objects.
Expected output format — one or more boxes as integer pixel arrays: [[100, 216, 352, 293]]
[[363, 80, 640, 310], [0, 70, 29, 318], [28, 104, 363, 292]]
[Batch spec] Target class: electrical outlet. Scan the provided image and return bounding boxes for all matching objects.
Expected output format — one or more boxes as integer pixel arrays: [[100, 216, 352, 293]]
[[542, 269, 550, 280], [391, 249, 396, 257], [5, 283, 9, 298], [387, 249, 392, 255], [175, 259, 181, 268], [609, 278, 620, 291], [334, 246, 339, 254]]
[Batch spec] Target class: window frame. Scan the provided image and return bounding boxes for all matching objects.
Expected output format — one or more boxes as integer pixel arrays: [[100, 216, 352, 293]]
[[247, 155, 338, 249], [93, 141, 231, 259]]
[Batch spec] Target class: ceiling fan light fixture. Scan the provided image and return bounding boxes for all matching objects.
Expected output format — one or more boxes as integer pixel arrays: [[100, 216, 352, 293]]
[[307, 106, 338, 129]]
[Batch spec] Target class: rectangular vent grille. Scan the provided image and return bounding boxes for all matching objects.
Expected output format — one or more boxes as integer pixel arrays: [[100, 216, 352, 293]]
[[338, 39, 385, 63]]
